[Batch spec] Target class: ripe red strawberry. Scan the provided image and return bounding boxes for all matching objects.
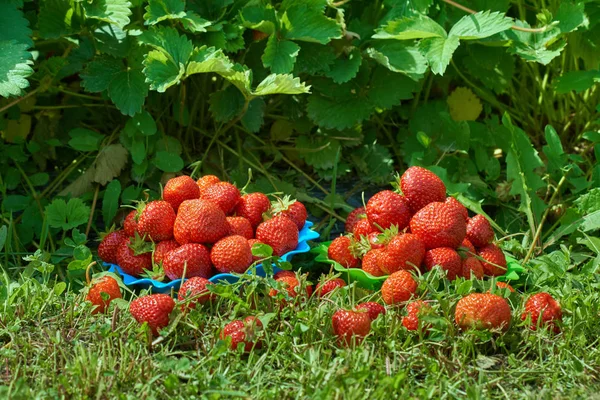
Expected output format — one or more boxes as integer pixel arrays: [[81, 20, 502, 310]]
[[423, 247, 462, 280], [410, 201, 467, 249], [367, 232, 384, 249], [227, 216, 254, 239], [381, 270, 418, 305], [477, 244, 507, 276], [137, 200, 176, 242], [362, 248, 384, 277], [332, 309, 371, 346], [269, 275, 312, 298], [521, 292, 562, 333], [455, 293, 511, 331], [235, 192, 271, 228], [378, 234, 425, 274], [196, 175, 221, 196], [462, 256, 484, 279], [211, 235, 253, 274], [459, 238, 476, 254], [315, 278, 346, 297], [200, 182, 240, 214], [400, 166, 446, 212], [116, 237, 152, 276], [163, 175, 200, 212], [163, 243, 212, 280], [274, 270, 296, 280], [153, 239, 179, 265], [123, 210, 139, 237], [174, 199, 229, 244], [345, 207, 366, 233], [327, 236, 359, 268], [466, 215, 494, 247], [220, 316, 263, 352], [402, 300, 431, 331], [356, 302, 386, 321], [494, 281, 515, 292], [130, 294, 175, 335], [98, 230, 128, 264], [445, 196, 468, 221], [272, 197, 307, 231], [86, 276, 121, 314], [178, 277, 214, 310], [366, 190, 411, 230], [353, 218, 379, 239], [256, 216, 299, 256]]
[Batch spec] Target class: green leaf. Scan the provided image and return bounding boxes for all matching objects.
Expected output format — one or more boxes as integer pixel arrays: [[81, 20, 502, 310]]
[[575, 188, 600, 215], [282, 5, 342, 44], [130, 111, 157, 136], [0, 3, 33, 46], [293, 42, 336, 75], [2, 195, 30, 212], [83, 0, 132, 29], [252, 74, 310, 96], [144, 0, 185, 25], [130, 137, 146, 165], [108, 69, 149, 116], [462, 45, 514, 94], [143, 49, 185, 92], [68, 128, 104, 152], [139, 26, 193, 65], [373, 15, 447, 40], [419, 36, 460, 75], [102, 179, 121, 226], [366, 42, 427, 80], [241, 98, 266, 133], [324, 49, 362, 84], [448, 11, 513, 40], [45, 198, 91, 231], [506, 21, 566, 65], [0, 225, 7, 253], [0, 41, 33, 97], [262, 35, 300, 74], [554, 2, 588, 34], [209, 85, 245, 122], [80, 57, 124, 93], [555, 70, 600, 94], [94, 24, 132, 57], [29, 173, 50, 187], [296, 136, 340, 170], [39, 0, 74, 39], [350, 141, 394, 184], [180, 12, 211, 33], [368, 67, 418, 109], [307, 81, 373, 130], [542, 125, 566, 175], [153, 151, 184, 172], [240, 4, 277, 34], [581, 210, 600, 232], [186, 46, 235, 75]]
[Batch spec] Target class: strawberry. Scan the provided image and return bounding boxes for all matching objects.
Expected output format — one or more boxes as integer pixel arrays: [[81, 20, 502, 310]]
[[356, 302, 386, 321], [377, 233, 425, 274], [130, 294, 175, 335], [445, 196, 468, 221], [256, 216, 299, 256], [211, 235, 253, 274], [98, 230, 128, 264], [494, 281, 515, 292], [328, 236, 359, 268], [123, 210, 139, 237], [137, 200, 176, 242], [459, 238, 476, 254], [196, 175, 221, 196], [220, 316, 263, 352], [521, 292, 562, 333], [174, 199, 229, 244], [410, 201, 467, 249], [86, 276, 121, 314], [366, 190, 411, 230], [116, 237, 152, 276], [226, 216, 254, 239], [153, 239, 179, 265], [477, 244, 507, 276], [163, 175, 200, 211], [400, 166, 446, 212], [274, 270, 296, 280], [235, 192, 271, 228], [269, 275, 312, 298], [455, 293, 511, 331], [402, 300, 431, 331], [332, 309, 371, 346], [200, 182, 240, 214], [345, 207, 366, 233], [423, 247, 462, 280], [466, 215, 494, 247], [361, 249, 385, 277], [381, 270, 418, 305], [353, 218, 379, 239], [178, 277, 214, 310], [163, 243, 212, 280], [462, 256, 484, 279], [315, 278, 346, 297], [367, 232, 385, 249], [272, 196, 307, 231]]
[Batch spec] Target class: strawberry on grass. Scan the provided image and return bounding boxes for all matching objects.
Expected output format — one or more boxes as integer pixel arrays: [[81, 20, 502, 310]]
[[220, 316, 264, 352], [332, 308, 372, 346], [84, 262, 122, 314], [130, 294, 175, 336], [381, 270, 418, 305], [455, 293, 511, 331], [315, 278, 346, 298], [410, 201, 467, 249], [178, 277, 215, 310], [521, 292, 562, 333]]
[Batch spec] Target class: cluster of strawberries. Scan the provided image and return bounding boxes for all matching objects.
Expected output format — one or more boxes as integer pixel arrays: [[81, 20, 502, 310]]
[[97, 174, 307, 281]]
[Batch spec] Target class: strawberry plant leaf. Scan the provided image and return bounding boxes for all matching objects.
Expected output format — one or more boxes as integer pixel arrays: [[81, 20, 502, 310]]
[[143, 49, 186, 92], [108, 69, 149, 116], [575, 188, 600, 215], [542, 125, 567, 175], [553, 2, 588, 34], [38, 0, 75, 39], [240, 4, 277, 34], [373, 15, 447, 40], [45, 198, 91, 231], [180, 12, 211, 33], [186, 46, 235, 75], [366, 42, 427, 80], [102, 179, 121, 226], [93, 24, 132, 58], [555, 70, 600, 94], [581, 211, 600, 232], [262, 35, 300, 74], [324, 49, 362, 84], [0, 3, 33, 46], [296, 135, 340, 170], [350, 141, 394, 184], [282, 5, 342, 44], [462, 45, 514, 94], [241, 98, 266, 133], [252, 73, 310, 96], [293, 42, 336, 75], [419, 36, 460, 75], [68, 128, 104, 152], [209, 86, 245, 122], [368, 67, 418, 109], [83, 0, 133, 29], [0, 41, 34, 97], [448, 11, 513, 40], [144, 0, 186, 25], [153, 151, 184, 172], [93, 144, 129, 185]]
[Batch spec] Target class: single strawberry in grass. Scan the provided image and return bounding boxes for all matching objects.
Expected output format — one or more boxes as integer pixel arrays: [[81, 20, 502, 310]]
[[381, 270, 418, 305], [345, 207, 366, 233], [220, 316, 263, 352], [377, 233, 425, 274], [400, 166, 446, 213], [123, 210, 139, 237], [402, 300, 432, 331], [353, 218, 379, 239], [445, 196, 468, 221], [235, 192, 271, 228], [332, 309, 371, 346], [178, 277, 214, 310], [274, 270, 296, 280], [477, 244, 507, 277], [459, 238, 476, 255], [272, 196, 307, 231], [328, 236, 359, 268], [315, 278, 346, 297], [366, 190, 411, 230], [174, 199, 229, 244], [226, 216, 254, 239], [98, 230, 128, 264], [116, 236, 153, 276], [466, 215, 494, 247], [269, 275, 312, 298], [462, 256, 484, 279], [362, 249, 385, 277], [163, 243, 212, 280], [130, 294, 175, 335], [423, 247, 462, 280], [163, 175, 200, 211], [196, 175, 221, 196], [256, 216, 299, 256], [211, 235, 253, 274], [455, 293, 511, 331], [494, 281, 515, 292], [521, 292, 562, 333], [137, 200, 176, 242], [356, 302, 386, 321], [86, 273, 122, 314], [410, 201, 467, 249], [153, 239, 179, 265], [200, 182, 241, 214]]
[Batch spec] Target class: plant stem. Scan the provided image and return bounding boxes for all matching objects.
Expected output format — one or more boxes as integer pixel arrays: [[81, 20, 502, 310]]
[[0, 88, 40, 114], [86, 185, 100, 238]]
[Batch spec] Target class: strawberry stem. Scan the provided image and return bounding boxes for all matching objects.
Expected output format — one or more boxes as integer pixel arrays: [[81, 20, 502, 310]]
[[85, 261, 97, 285]]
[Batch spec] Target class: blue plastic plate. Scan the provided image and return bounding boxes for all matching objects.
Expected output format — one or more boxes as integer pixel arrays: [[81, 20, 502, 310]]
[[105, 221, 319, 293]]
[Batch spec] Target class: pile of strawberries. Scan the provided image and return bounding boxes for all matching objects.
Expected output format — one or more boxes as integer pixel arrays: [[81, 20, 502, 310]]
[[97, 174, 307, 281]]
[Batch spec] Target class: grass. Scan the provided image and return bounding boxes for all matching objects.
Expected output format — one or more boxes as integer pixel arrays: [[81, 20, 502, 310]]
[[1, 255, 600, 400]]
